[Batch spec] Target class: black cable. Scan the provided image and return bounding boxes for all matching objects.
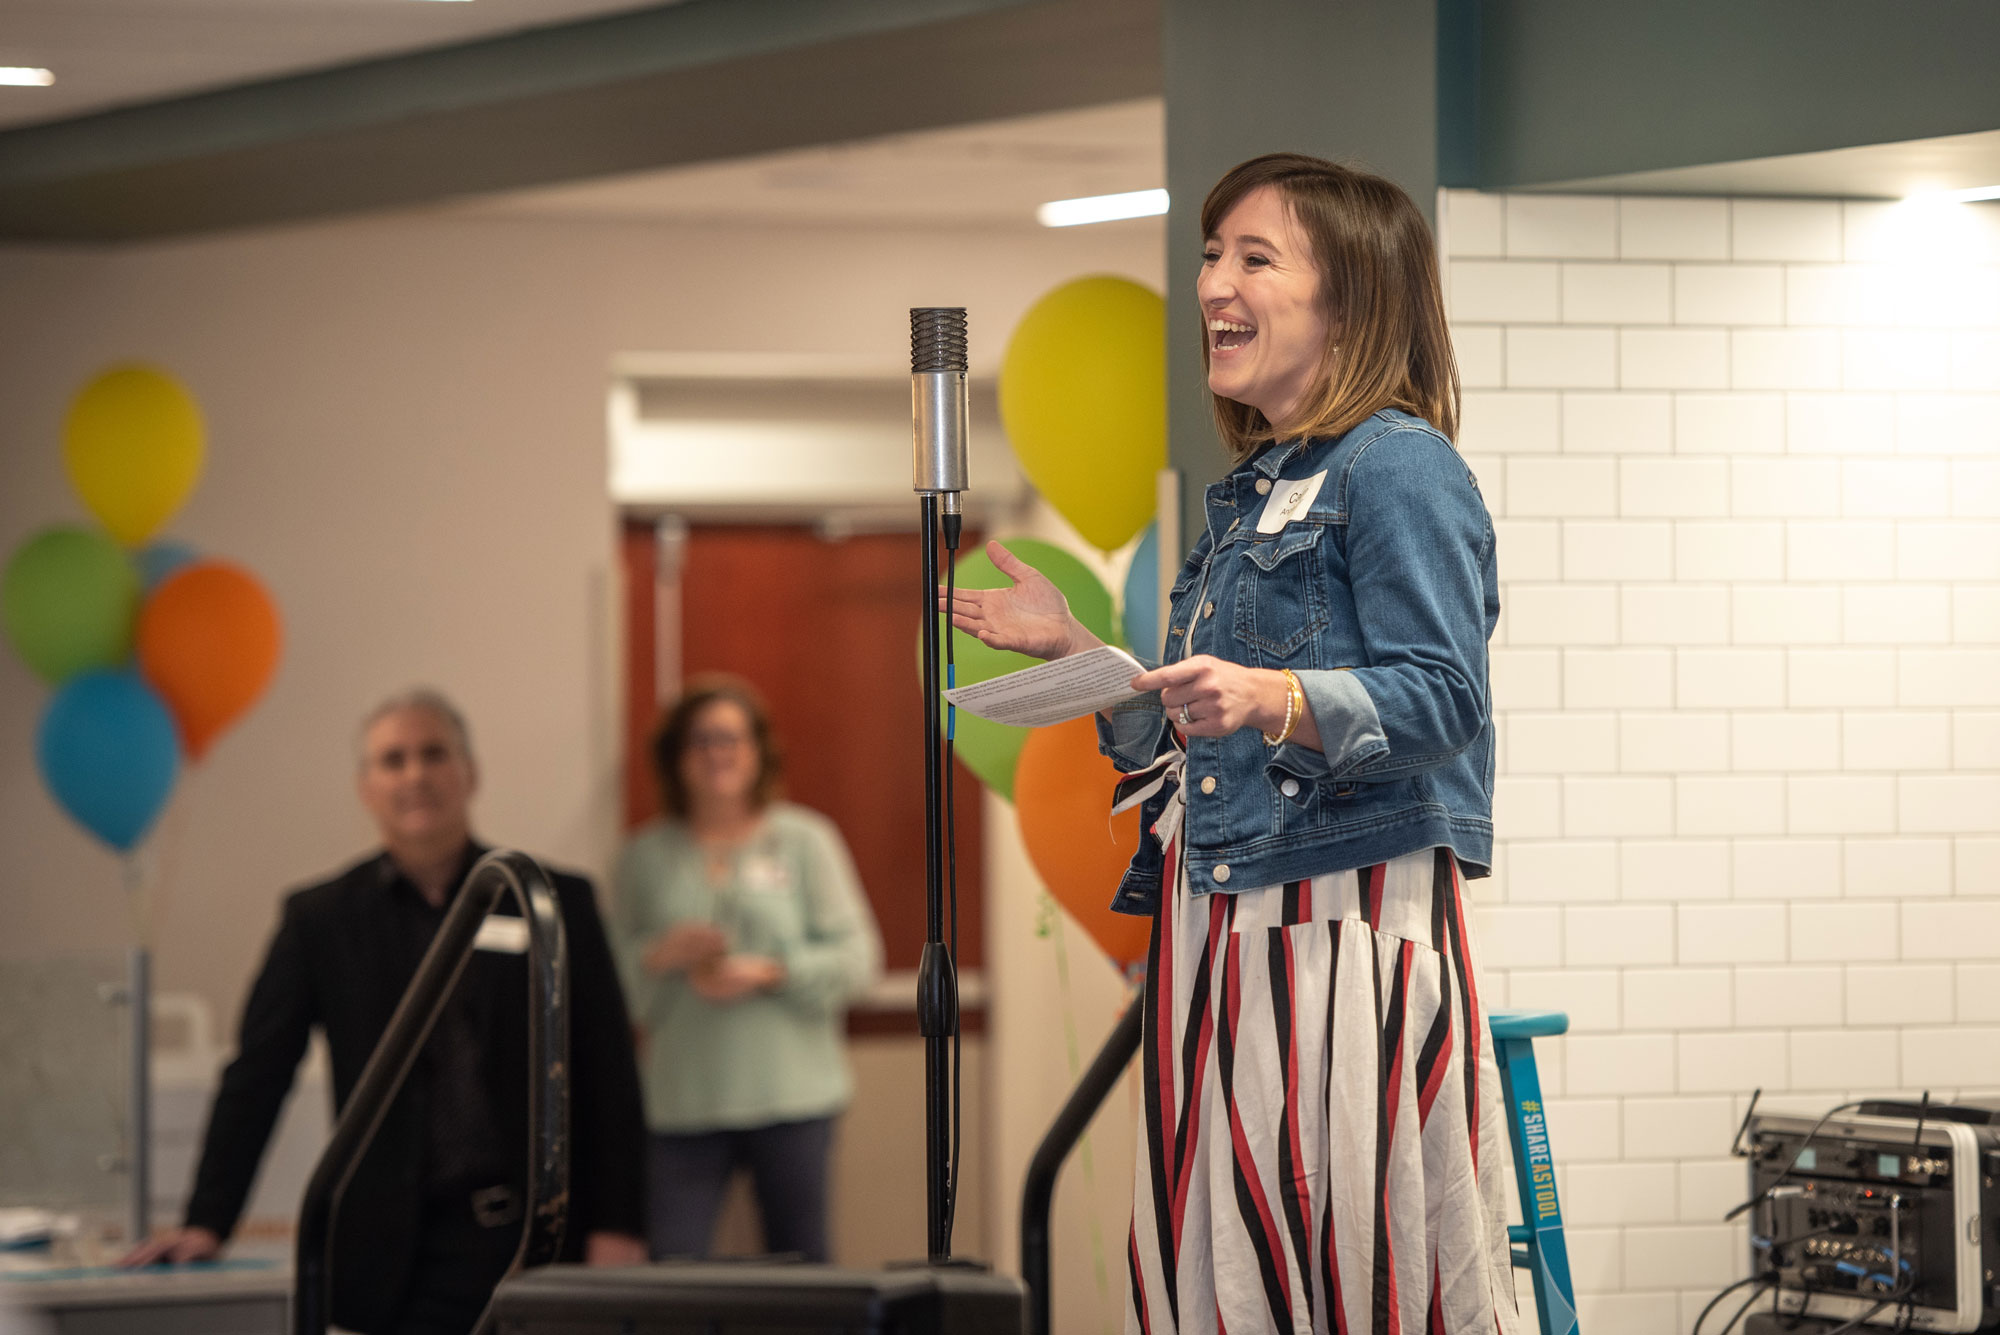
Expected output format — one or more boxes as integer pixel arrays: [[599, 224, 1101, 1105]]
[[1814, 1297, 1892, 1335], [1693, 1276, 1769, 1335], [1783, 1266, 1915, 1335], [942, 522, 962, 1255], [1717, 1281, 1772, 1335]]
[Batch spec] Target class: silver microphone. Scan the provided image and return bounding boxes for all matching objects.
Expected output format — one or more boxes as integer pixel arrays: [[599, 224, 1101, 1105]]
[[910, 307, 969, 514]]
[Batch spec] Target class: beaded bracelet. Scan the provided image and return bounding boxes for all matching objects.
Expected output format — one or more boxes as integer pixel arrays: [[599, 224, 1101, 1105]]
[[1262, 669, 1305, 746]]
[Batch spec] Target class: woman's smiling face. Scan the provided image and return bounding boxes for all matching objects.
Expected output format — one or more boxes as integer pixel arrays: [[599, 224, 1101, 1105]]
[[1198, 184, 1330, 433]]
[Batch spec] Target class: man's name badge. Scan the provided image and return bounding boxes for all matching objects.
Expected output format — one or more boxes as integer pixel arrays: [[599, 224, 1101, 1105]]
[[474, 915, 531, 954]]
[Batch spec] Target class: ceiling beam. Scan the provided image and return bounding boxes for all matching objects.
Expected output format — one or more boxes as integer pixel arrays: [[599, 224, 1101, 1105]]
[[1461, 0, 2000, 192], [0, 0, 1159, 242]]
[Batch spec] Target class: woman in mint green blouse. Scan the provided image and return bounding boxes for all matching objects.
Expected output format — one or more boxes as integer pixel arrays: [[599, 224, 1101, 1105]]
[[611, 675, 882, 1262]]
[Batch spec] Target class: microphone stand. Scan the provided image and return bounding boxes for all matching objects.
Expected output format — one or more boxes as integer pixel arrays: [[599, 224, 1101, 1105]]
[[916, 491, 954, 1263], [911, 308, 967, 1264]]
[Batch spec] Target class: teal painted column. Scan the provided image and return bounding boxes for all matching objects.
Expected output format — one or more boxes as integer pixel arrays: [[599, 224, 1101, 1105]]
[[1160, 0, 1446, 553]]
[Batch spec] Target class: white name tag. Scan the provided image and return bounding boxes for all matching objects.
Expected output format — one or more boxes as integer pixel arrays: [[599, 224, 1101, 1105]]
[[474, 915, 530, 954], [1257, 470, 1326, 533], [741, 854, 790, 893]]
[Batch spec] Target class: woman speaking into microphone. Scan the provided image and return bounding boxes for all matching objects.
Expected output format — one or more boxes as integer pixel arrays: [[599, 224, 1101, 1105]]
[[945, 153, 1515, 1334]]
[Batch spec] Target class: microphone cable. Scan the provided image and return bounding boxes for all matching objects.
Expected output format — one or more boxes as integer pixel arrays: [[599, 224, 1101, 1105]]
[[942, 517, 963, 1255], [1692, 1275, 1769, 1335]]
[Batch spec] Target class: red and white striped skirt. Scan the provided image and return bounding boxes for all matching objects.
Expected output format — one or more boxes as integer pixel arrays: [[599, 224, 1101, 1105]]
[[1127, 843, 1520, 1335]]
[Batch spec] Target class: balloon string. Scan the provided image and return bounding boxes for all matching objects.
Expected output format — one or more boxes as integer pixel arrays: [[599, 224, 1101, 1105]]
[[146, 764, 193, 952], [1049, 906, 1115, 1334]]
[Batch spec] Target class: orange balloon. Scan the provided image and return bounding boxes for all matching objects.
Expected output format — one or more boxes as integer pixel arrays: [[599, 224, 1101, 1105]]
[[1014, 716, 1153, 970], [137, 562, 281, 760]]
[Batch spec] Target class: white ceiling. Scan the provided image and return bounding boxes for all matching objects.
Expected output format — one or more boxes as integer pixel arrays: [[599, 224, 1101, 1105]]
[[0, 0, 681, 129], [443, 96, 1167, 228]]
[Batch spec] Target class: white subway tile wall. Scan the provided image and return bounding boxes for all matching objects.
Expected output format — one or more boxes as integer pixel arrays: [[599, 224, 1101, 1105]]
[[1442, 188, 2000, 1316]]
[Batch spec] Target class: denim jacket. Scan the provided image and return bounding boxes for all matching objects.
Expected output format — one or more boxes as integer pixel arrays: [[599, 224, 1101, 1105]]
[[1097, 409, 1500, 916]]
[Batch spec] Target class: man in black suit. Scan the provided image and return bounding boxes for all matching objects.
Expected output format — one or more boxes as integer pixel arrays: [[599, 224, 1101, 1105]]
[[123, 689, 648, 1334]]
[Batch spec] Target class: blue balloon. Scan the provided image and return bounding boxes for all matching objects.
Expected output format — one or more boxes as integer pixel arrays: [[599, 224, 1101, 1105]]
[[1121, 523, 1160, 660], [37, 671, 181, 851], [136, 539, 199, 593]]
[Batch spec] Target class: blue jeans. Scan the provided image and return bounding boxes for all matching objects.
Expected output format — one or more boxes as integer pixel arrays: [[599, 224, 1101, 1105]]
[[646, 1116, 835, 1263]]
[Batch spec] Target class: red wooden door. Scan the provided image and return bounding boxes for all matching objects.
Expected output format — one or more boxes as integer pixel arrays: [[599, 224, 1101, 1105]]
[[620, 521, 985, 988]]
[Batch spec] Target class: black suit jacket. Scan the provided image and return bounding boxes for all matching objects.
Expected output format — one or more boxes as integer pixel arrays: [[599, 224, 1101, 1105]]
[[183, 844, 647, 1334]]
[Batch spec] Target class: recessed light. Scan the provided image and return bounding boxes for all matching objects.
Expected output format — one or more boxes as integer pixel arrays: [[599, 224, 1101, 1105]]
[[0, 67, 54, 87], [1037, 188, 1169, 228]]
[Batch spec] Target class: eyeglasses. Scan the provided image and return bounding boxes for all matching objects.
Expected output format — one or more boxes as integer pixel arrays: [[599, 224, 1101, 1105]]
[[688, 730, 753, 752]]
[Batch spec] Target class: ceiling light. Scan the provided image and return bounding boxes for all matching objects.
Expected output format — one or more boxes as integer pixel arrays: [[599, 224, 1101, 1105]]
[[1037, 188, 1168, 228], [0, 68, 54, 87], [1903, 184, 2000, 205]]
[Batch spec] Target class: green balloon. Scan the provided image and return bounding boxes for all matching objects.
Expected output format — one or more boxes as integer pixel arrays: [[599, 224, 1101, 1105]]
[[2, 526, 139, 683], [937, 538, 1122, 800]]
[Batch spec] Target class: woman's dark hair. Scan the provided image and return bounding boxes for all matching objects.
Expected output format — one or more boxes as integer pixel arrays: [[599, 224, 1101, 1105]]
[[1200, 152, 1459, 459], [650, 673, 783, 818]]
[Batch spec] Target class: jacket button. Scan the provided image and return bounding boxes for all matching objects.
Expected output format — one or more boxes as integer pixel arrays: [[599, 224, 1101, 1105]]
[[1212, 864, 1231, 883], [1255, 478, 1273, 495], [1199, 776, 1217, 794], [1203, 601, 1215, 618], [1280, 778, 1301, 798]]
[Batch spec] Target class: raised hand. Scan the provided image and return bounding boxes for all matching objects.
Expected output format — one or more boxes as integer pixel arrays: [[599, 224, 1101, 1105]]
[[937, 540, 1102, 662]]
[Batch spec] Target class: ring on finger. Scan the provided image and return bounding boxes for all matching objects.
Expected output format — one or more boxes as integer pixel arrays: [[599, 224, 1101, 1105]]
[[1178, 703, 1194, 726]]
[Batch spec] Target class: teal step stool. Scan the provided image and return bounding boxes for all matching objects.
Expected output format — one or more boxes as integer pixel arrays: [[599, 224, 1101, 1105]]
[[1490, 1009, 1578, 1335]]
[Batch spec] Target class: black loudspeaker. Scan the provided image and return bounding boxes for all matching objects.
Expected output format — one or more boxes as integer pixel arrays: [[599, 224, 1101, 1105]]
[[490, 1261, 1027, 1334]]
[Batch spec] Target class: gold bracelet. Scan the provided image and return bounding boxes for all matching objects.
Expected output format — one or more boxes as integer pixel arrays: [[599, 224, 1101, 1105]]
[[1262, 669, 1304, 746]]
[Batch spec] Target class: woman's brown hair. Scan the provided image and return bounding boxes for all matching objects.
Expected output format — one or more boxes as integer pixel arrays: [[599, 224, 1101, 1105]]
[[650, 673, 784, 818], [1201, 153, 1459, 461]]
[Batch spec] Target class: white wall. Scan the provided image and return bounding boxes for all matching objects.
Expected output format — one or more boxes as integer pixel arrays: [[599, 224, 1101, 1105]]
[[0, 206, 1162, 1278], [1443, 188, 2000, 1332]]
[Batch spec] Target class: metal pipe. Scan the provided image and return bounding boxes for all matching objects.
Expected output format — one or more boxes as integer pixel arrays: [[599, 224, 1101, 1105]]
[[129, 946, 150, 1249], [293, 850, 569, 1335], [1020, 998, 1143, 1335]]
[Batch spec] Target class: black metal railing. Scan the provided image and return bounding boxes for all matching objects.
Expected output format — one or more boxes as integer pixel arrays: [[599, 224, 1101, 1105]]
[[1019, 999, 1143, 1335], [294, 849, 570, 1335]]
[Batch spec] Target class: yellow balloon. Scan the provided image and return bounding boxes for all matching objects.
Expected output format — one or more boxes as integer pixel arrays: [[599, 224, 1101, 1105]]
[[1000, 276, 1165, 552], [63, 364, 206, 547]]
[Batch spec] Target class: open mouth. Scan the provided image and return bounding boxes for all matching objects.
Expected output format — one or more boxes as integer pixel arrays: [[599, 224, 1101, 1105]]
[[1209, 318, 1256, 352]]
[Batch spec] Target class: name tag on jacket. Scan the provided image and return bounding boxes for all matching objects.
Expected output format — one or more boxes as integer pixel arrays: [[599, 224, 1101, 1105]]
[[474, 915, 530, 954], [1257, 470, 1327, 533]]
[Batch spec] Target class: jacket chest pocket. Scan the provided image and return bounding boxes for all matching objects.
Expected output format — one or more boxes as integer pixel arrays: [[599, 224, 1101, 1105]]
[[1231, 523, 1329, 661]]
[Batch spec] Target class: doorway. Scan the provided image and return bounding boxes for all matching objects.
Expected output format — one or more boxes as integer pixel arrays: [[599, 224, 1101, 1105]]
[[618, 517, 989, 1264]]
